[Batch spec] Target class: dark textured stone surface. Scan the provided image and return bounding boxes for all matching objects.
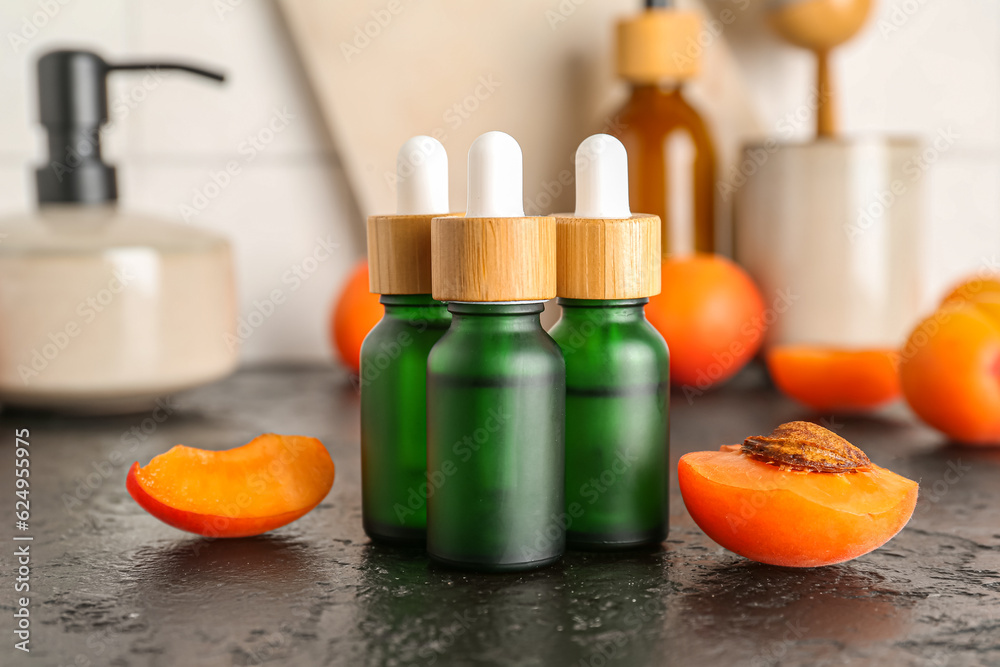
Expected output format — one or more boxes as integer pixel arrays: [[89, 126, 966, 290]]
[[2, 365, 999, 666]]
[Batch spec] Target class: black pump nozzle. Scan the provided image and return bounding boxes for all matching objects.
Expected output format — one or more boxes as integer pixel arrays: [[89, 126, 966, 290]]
[[35, 50, 225, 205]]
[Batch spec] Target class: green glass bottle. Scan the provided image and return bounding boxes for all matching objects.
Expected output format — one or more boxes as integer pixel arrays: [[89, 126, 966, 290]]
[[360, 135, 453, 545], [426, 130, 564, 571], [552, 133, 668, 550], [427, 302, 565, 570], [549, 298, 669, 548], [360, 294, 450, 544]]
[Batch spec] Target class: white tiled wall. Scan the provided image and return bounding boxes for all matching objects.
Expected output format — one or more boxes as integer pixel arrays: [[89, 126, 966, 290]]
[[1, 0, 997, 363]]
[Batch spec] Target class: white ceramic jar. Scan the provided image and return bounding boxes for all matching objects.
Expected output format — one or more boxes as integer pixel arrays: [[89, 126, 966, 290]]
[[734, 137, 927, 349]]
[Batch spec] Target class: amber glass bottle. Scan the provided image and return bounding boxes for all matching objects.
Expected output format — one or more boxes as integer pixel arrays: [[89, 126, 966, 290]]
[[611, 7, 717, 256]]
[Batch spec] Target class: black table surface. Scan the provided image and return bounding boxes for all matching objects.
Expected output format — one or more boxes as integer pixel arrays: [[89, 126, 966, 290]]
[[2, 365, 999, 667]]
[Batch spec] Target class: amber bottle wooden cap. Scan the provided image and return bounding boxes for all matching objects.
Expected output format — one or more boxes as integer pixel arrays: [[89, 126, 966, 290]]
[[431, 215, 556, 302], [617, 10, 701, 84], [554, 213, 661, 300]]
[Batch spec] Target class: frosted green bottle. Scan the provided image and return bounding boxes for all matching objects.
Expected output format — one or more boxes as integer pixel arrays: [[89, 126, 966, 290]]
[[426, 131, 564, 571], [551, 134, 669, 550], [360, 294, 450, 543], [360, 135, 454, 545]]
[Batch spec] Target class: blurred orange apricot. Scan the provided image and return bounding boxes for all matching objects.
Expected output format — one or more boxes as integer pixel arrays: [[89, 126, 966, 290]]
[[899, 302, 1000, 445], [331, 260, 383, 375], [940, 274, 1000, 307], [645, 254, 766, 388], [767, 346, 901, 413]]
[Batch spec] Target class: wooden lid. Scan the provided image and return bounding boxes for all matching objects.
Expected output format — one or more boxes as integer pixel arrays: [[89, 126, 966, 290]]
[[554, 214, 661, 299], [617, 10, 701, 83], [367, 213, 449, 294], [431, 216, 556, 302]]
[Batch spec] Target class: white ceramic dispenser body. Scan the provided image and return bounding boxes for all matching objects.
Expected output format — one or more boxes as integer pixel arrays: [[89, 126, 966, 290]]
[[0, 205, 238, 413]]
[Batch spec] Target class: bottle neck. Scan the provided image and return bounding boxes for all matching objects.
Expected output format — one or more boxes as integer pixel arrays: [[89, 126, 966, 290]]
[[446, 301, 545, 332], [556, 298, 649, 325], [630, 82, 684, 99], [380, 294, 449, 323]]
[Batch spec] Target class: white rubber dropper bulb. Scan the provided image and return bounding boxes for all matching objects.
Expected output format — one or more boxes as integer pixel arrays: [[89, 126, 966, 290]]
[[396, 135, 449, 215], [466, 131, 525, 218], [574, 134, 632, 219]]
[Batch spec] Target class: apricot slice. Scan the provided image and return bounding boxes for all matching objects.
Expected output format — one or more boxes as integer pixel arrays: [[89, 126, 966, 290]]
[[767, 346, 901, 412], [127, 434, 335, 538], [679, 443, 917, 567]]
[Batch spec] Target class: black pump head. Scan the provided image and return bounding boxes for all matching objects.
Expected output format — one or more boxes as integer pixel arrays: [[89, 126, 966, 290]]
[[35, 50, 225, 205]]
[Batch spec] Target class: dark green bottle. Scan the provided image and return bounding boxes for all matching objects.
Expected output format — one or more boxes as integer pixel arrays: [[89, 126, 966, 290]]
[[360, 294, 450, 544], [426, 302, 565, 570], [549, 298, 669, 548], [360, 134, 453, 545], [426, 130, 564, 571], [551, 133, 668, 549]]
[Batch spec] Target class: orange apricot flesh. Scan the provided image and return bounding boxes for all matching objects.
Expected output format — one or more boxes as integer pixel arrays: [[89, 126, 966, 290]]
[[127, 433, 335, 538], [678, 445, 918, 567], [767, 346, 901, 413]]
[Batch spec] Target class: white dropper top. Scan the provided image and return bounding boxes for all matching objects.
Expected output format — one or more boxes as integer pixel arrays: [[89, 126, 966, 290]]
[[466, 131, 525, 218], [396, 135, 449, 215], [574, 134, 632, 219]]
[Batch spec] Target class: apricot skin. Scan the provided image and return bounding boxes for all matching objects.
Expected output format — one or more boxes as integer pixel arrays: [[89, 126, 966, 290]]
[[899, 304, 1000, 445], [678, 448, 918, 568], [127, 434, 335, 538]]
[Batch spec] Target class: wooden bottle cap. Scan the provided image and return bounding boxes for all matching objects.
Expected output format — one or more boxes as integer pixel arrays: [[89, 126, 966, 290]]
[[367, 213, 453, 295], [617, 10, 701, 84], [431, 215, 557, 302], [554, 213, 661, 300]]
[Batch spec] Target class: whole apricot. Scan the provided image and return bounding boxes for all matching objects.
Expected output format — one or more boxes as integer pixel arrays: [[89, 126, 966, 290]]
[[645, 254, 766, 388], [940, 273, 1000, 307], [899, 303, 1000, 444], [331, 260, 383, 375]]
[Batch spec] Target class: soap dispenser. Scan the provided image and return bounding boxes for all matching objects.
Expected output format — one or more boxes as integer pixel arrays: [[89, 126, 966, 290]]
[[0, 50, 238, 414], [550, 134, 669, 549], [426, 131, 565, 571], [360, 136, 454, 545]]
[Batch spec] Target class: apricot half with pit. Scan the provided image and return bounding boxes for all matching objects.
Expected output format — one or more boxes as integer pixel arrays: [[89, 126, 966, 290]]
[[127, 433, 335, 538], [679, 422, 918, 567]]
